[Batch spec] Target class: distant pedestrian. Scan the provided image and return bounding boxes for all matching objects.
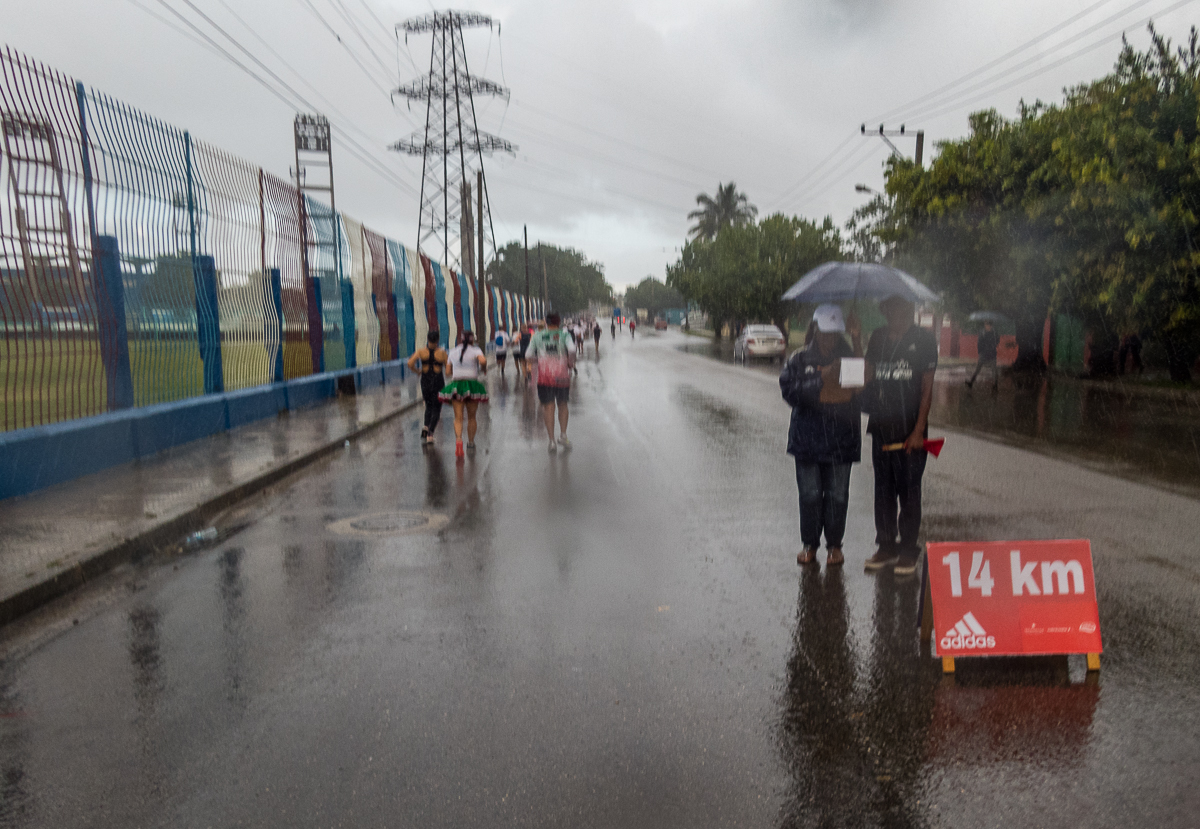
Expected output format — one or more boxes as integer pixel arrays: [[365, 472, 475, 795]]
[[407, 330, 447, 446], [527, 312, 576, 452], [629, 319, 636, 339], [966, 320, 999, 391], [1118, 332, 1143, 375], [779, 304, 863, 568], [593, 321, 602, 353], [514, 324, 532, 380], [494, 327, 511, 376], [439, 331, 488, 458], [611, 319, 616, 339], [863, 295, 938, 576]]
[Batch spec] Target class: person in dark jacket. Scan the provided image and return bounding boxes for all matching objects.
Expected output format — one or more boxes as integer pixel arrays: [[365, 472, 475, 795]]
[[779, 304, 863, 567], [966, 319, 999, 390]]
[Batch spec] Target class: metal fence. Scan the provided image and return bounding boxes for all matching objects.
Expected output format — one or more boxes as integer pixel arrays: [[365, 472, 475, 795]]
[[0, 46, 541, 433]]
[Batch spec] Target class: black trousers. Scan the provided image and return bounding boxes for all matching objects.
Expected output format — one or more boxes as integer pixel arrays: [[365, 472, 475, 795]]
[[871, 435, 927, 558], [420, 373, 443, 433]]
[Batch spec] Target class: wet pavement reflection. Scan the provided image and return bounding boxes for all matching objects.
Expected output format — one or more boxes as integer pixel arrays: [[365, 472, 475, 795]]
[[677, 333, 1200, 497], [1, 331, 1199, 827]]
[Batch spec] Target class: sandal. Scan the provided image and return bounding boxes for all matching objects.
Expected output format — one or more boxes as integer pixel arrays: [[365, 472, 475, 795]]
[[826, 547, 844, 566], [797, 546, 818, 566]]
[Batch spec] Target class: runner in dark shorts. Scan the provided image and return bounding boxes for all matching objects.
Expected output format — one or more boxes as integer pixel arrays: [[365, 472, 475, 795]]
[[527, 313, 576, 452], [407, 329, 447, 445], [514, 324, 532, 380]]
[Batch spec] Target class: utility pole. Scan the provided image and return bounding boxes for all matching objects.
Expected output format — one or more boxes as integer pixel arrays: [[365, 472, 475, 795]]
[[523, 224, 529, 305], [861, 123, 925, 166], [390, 11, 514, 271], [477, 169, 485, 337], [540, 244, 549, 313]]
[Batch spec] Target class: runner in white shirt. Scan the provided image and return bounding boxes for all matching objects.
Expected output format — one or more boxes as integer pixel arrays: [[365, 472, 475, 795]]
[[438, 331, 488, 458], [493, 327, 511, 376]]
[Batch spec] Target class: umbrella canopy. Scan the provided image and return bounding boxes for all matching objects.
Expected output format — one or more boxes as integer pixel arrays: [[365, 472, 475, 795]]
[[782, 261, 940, 305]]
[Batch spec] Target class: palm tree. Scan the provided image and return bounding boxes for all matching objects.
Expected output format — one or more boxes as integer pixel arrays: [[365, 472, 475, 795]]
[[687, 182, 757, 240]]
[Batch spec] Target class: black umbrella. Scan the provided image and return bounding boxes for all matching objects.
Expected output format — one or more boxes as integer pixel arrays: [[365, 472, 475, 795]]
[[782, 261, 939, 304]]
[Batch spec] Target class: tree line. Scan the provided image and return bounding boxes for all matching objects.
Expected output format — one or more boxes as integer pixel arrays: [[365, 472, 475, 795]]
[[667, 26, 1200, 380], [486, 241, 614, 316], [856, 25, 1200, 380]]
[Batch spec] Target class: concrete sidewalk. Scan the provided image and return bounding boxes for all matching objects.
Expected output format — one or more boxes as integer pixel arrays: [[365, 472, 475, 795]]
[[0, 377, 424, 625]]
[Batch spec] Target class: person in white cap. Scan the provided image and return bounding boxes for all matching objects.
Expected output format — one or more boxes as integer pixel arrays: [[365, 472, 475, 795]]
[[779, 304, 863, 567]]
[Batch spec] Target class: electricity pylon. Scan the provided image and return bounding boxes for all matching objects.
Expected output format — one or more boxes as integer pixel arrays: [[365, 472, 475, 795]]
[[390, 11, 513, 275]]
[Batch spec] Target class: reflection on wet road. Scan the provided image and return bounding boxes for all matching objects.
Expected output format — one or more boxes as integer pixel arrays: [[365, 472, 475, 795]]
[[679, 333, 1200, 497], [1, 330, 1199, 827]]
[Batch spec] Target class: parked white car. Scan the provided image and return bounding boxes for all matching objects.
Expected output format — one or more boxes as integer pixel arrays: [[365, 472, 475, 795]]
[[733, 324, 786, 364]]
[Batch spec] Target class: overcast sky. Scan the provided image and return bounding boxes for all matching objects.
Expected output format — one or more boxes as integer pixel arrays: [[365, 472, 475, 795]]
[[6, 0, 1199, 291]]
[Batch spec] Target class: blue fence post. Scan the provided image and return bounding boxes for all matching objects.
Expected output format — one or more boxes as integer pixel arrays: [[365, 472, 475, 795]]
[[184, 131, 222, 393], [93, 236, 135, 409], [389, 291, 401, 359], [341, 279, 356, 369], [310, 277, 325, 373], [268, 267, 285, 383], [194, 255, 223, 393]]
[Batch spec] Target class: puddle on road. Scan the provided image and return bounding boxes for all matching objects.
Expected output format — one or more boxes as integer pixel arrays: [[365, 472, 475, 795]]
[[676, 337, 1200, 496], [326, 511, 450, 538]]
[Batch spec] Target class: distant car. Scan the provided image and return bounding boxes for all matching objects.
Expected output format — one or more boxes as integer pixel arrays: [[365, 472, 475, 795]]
[[733, 324, 786, 364], [654, 317, 668, 330]]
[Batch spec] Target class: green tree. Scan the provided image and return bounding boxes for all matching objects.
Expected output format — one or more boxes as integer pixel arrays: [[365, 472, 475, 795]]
[[667, 214, 844, 337], [487, 242, 613, 314], [687, 182, 758, 241], [623, 276, 685, 319], [861, 26, 1200, 379]]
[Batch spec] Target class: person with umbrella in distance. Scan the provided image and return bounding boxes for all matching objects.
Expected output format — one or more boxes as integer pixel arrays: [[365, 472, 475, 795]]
[[779, 304, 863, 568], [966, 316, 1000, 391], [863, 295, 938, 576]]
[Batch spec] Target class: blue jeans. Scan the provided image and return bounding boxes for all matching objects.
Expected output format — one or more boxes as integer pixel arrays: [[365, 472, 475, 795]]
[[795, 461, 852, 549]]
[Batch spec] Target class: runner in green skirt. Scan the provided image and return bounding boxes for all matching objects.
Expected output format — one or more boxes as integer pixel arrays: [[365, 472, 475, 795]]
[[439, 331, 488, 458]]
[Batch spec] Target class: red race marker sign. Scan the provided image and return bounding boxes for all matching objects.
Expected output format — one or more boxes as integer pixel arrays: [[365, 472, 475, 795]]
[[925, 539, 1102, 659]]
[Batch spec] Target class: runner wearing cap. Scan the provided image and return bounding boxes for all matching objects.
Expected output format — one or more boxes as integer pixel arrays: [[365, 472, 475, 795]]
[[779, 304, 863, 567]]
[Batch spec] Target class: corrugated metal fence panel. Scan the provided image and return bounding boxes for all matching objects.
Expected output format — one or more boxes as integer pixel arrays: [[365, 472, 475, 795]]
[[431, 260, 452, 348], [0, 49, 106, 430], [305, 196, 344, 371], [86, 89, 202, 406], [341, 215, 377, 367], [261, 171, 309, 379], [386, 238, 415, 358], [363, 226, 395, 361], [192, 141, 271, 391], [407, 246, 428, 350]]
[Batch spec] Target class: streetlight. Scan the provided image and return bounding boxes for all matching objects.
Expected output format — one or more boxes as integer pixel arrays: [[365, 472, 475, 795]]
[[855, 183, 879, 195]]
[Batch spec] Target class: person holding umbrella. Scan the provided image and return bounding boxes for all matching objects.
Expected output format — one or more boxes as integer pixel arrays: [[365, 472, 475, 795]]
[[966, 318, 999, 391], [780, 261, 941, 576], [863, 295, 938, 576], [779, 304, 863, 567]]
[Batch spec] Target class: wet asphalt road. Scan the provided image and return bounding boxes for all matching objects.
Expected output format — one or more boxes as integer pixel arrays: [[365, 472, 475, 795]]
[[3, 329, 1200, 827]]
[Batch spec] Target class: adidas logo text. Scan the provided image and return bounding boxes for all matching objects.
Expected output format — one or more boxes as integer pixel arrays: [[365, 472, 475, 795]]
[[940, 611, 997, 651]]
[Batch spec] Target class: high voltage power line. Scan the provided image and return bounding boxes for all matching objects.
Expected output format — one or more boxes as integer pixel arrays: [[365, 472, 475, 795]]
[[777, 0, 1198, 217], [127, 0, 419, 198], [886, 0, 1196, 124], [867, 0, 1129, 123]]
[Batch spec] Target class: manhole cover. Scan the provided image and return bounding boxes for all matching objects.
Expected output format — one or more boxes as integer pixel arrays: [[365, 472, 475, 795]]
[[327, 510, 449, 538]]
